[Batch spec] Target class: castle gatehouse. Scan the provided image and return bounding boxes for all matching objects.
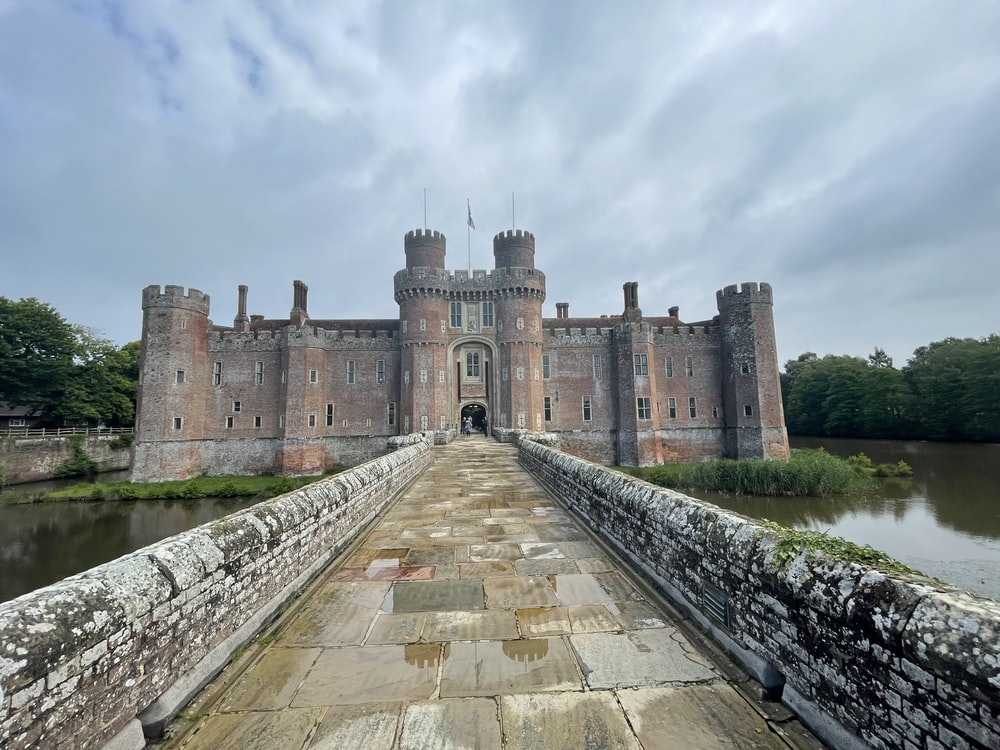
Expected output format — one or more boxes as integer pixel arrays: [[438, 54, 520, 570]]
[[132, 227, 789, 480]]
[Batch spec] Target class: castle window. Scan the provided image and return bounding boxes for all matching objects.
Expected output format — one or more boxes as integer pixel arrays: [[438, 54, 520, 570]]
[[327, 403, 334, 427], [404, 415, 410, 432], [502, 367, 509, 381], [175, 370, 186, 384], [213, 362, 222, 385], [173, 417, 183, 430], [498, 320, 503, 332], [308, 413, 317, 428], [255, 361, 264, 385], [633, 354, 648, 376], [466, 353, 480, 377], [685, 356, 694, 377], [516, 367, 525, 381], [534, 368, 539, 381], [744, 404, 754, 417], [404, 370, 410, 386], [420, 369, 428, 383], [450, 302, 462, 328], [347, 361, 355, 384], [180, 320, 187, 330], [232, 401, 241, 413], [439, 370, 445, 383], [668, 397, 677, 419], [518, 413, 526, 428], [254, 415, 262, 428], [376, 360, 385, 383], [388, 402, 396, 426], [420, 416, 428, 431], [279, 415, 285, 428], [343, 419, 350, 427], [544, 396, 552, 422], [542, 355, 551, 379], [516, 317, 524, 330], [440, 416, 446, 429], [482, 302, 494, 327], [367, 418, 373, 428], [419, 319, 426, 331], [441, 320, 446, 332], [582, 395, 592, 422], [665, 357, 673, 378], [593, 355, 602, 379], [281, 370, 286, 384], [689, 397, 697, 418], [401, 320, 408, 333], [536, 413, 542, 428], [226, 416, 234, 429], [637, 397, 652, 420], [712, 406, 719, 419], [740, 362, 752, 375], [309, 369, 318, 384]]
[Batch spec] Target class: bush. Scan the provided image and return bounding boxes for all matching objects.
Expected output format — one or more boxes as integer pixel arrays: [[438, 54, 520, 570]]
[[117, 486, 139, 501], [54, 435, 98, 478], [89, 485, 106, 501], [109, 434, 134, 449]]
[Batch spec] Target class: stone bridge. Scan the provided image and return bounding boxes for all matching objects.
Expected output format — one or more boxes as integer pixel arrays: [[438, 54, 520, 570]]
[[1, 436, 998, 749]]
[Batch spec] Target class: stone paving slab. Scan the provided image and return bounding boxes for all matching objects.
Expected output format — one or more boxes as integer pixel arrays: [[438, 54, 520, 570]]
[[168, 437, 811, 750]]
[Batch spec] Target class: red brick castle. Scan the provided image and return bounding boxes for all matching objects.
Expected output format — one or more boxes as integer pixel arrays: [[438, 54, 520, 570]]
[[132, 227, 789, 481]]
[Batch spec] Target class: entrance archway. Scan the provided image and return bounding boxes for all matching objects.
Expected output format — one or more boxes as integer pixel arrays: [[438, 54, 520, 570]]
[[461, 403, 487, 433]]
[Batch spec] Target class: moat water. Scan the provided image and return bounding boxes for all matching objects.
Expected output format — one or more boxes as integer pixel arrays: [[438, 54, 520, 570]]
[[1, 437, 998, 603]]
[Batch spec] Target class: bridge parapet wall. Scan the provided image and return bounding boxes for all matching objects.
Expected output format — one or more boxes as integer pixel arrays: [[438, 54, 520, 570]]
[[518, 439, 1000, 750], [0, 439, 431, 750]]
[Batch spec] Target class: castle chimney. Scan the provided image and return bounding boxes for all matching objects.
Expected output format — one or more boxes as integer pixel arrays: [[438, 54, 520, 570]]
[[290, 280, 309, 326], [234, 285, 250, 332], [668, 305, 679, 318], [623, 282, 642, 323], [556, 302, 569, 319]]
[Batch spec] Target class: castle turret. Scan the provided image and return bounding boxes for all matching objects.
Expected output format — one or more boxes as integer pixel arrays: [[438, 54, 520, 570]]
[[492, 230, 545, 431], [405, 228, 447, 270], [132, 285, 212, 481], [493, 229, 535, 270], [716, 282, 789, 460]]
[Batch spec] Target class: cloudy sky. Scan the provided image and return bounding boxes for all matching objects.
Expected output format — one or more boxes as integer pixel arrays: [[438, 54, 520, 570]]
[[2, 1, 999, 368]]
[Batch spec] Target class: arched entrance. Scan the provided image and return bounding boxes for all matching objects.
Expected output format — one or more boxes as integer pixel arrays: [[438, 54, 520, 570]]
[[461, 403, 487, 433]]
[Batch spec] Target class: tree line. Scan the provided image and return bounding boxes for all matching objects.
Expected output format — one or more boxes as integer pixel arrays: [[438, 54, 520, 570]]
[[0, 297, 139, 427], [781, 337, 1000, 443]]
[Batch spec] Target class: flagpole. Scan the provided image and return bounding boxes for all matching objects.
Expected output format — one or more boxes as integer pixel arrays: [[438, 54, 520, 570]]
[[423, 188, 427, 230], [512, 191, 515, 230], [467, 198, 472, 273]]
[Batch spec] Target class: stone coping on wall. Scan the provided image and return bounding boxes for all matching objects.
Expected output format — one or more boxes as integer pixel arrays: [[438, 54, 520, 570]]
[[0, 438, 432, 750], [517, 438, 1000, 750]]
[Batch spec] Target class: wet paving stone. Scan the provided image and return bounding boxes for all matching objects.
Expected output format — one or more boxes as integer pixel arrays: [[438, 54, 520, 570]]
[[384, 578, 486, 612], [305, 703, 402, 750], [439, 638, 582, 697], [169, 438, 817, 750], [292, 644, 444, 706]]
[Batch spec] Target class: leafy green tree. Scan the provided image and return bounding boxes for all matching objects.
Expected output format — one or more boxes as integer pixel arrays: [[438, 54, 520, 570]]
[[904, 336, 1000, 442], [55, 334, 140, 426], [0, 297, 78, 418]]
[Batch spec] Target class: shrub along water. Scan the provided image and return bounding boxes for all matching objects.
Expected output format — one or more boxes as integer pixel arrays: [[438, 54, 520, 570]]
[[622, 449, 902, 497]]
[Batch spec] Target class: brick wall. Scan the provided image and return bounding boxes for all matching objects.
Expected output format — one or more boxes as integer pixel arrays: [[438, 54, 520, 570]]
[[519, 439, 1000, 750], [0, 439, 431, 750]]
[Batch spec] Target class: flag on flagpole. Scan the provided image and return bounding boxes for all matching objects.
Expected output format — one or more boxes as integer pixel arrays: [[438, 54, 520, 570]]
[[467, 199, 476, 230]]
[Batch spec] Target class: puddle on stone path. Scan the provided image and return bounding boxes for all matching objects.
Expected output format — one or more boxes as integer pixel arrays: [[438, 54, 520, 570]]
[[382, 579, 486, 613]]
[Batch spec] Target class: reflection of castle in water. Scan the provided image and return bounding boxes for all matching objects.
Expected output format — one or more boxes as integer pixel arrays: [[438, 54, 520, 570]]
[[502, 638, 549, 663], [403, 643, 444, 669]]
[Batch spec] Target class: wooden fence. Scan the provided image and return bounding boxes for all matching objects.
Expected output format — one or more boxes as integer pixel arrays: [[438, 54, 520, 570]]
[[0, 426, 135, 439]]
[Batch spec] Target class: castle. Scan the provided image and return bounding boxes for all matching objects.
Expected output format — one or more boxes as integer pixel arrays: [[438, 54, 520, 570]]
[[132, 227, 789, 481]]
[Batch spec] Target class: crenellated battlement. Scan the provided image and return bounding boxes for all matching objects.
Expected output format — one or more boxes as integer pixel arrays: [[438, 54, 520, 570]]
[[715, 281, 773, 309], [142, 284, 211, 313], [405, 228, 446, 243], [492, 229, 535, 245]]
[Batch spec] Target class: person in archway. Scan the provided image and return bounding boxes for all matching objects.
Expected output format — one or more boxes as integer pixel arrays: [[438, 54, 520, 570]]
[[482, 416, 488, 435]]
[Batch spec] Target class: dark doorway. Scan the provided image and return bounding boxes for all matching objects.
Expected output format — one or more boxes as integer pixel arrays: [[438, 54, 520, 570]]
[[461, 403, 487, 432]]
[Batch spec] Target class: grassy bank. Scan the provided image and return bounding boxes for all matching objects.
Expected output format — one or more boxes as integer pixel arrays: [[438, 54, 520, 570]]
[[620, 449, 910, 497], [1, 473, 337, 504]]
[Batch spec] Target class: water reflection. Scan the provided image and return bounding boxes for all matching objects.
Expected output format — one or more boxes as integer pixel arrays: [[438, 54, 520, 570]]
[[0, 496, 258, 603], [702, 437, 1000, 601]]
